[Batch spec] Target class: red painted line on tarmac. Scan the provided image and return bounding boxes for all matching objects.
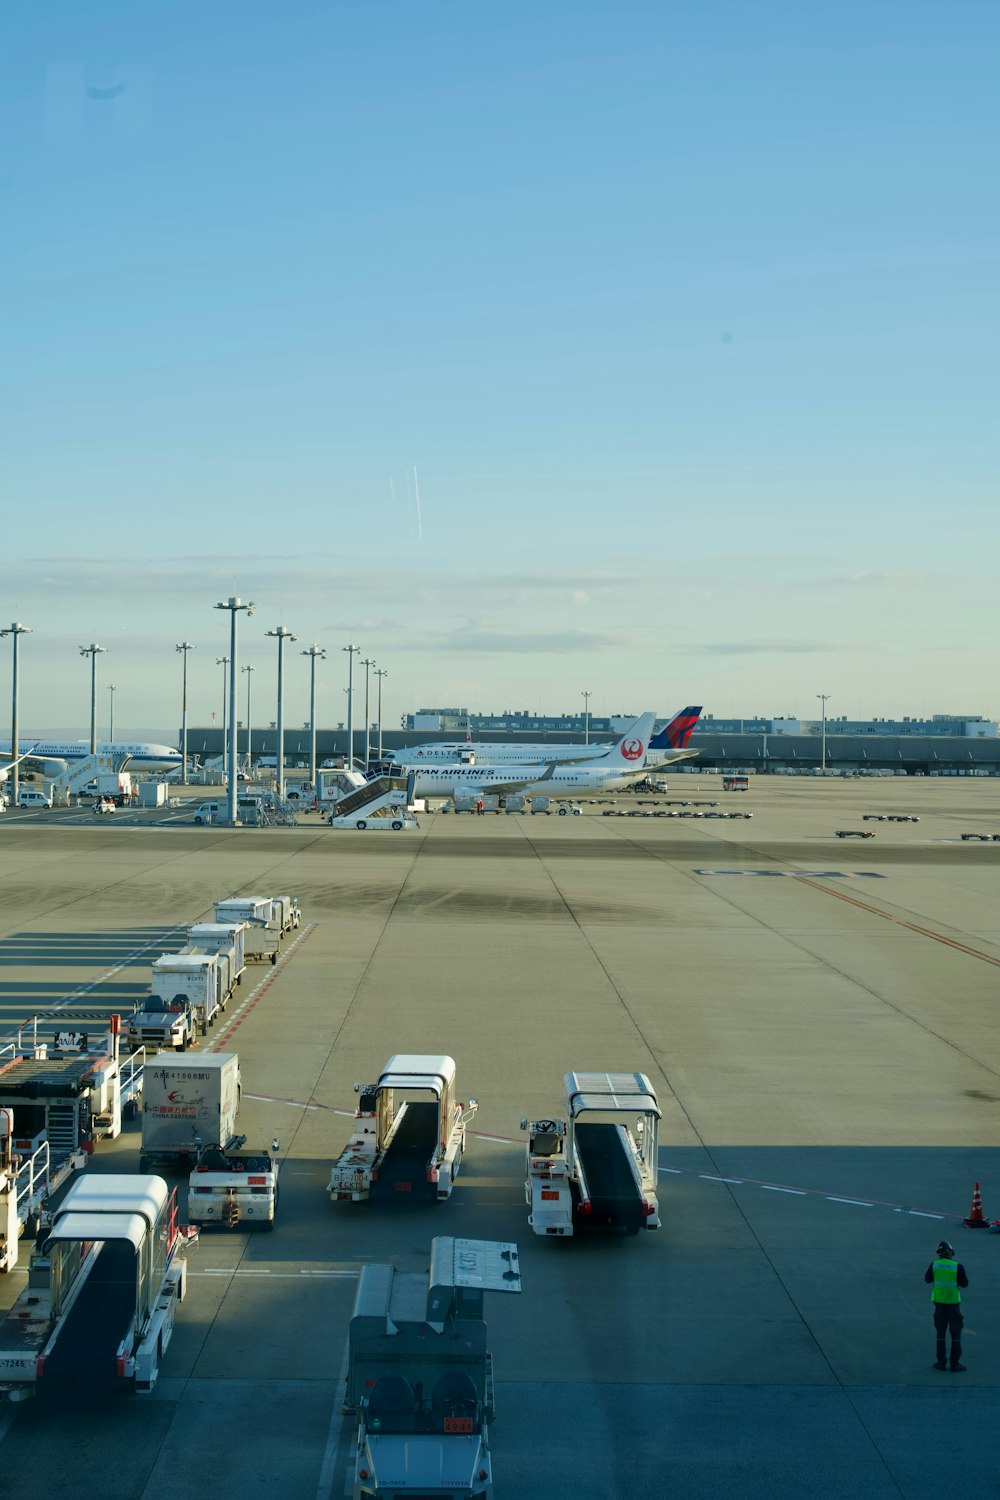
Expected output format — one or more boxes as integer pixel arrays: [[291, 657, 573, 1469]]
[[208, 924, 317, 1051], [796, 876, 1000, 970]]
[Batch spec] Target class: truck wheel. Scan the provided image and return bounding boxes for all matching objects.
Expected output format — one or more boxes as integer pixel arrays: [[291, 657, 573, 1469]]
[[180, 1035, 189, 1051], [356, 819, 367, 829], [392, 820, 403, 830], [558, 806, 568, 815]]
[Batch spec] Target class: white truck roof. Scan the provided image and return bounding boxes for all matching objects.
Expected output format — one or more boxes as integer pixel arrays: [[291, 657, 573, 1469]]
[[379, 1054, 456, 1094], [189, 922, 248, 938], [55, 1172, 169, 1228], [146, 1053, 237, 1074], [153, 953, 217, 972], [564, 1071, 661, 1118], [47, 1211, 150, 1252]]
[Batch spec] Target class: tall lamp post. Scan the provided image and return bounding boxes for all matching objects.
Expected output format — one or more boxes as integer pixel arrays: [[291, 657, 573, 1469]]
[[242, 664, 255, 771], [266, 626, 297, 799], [361, 657, 375, 769], [301, 645, 326, 787], [343, 644, 361, 770], [374, 667, 387, 762], [108, 684, 117, 741], [79, 643, 107, 754], [817, 693, 831, 773], [1, 622, 30, 807], [176, 642, 195, 784], [217, 656, 230, 768], [214, 597, 254, 825], [581, 689, 592, 745]]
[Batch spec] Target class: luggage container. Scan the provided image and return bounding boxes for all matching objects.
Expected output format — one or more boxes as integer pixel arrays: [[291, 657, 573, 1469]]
[[140, 1053, 241, 1173]]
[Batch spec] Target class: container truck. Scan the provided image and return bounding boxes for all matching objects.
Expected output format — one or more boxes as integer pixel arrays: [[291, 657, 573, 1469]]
[[139, 1053, 241, 1174]]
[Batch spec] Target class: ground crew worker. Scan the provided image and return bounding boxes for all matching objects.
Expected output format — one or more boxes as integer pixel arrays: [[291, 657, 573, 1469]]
[[925, 1241, 968, 1370]]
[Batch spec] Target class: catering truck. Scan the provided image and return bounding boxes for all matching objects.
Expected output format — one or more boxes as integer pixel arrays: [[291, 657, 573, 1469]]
[[520, 1071, 661, 1237], [346, 1237, 521, 1500], [0, 1174, 190, 1401], [328, 1055, 478, 1204], [139, 1053, 241, 1174]]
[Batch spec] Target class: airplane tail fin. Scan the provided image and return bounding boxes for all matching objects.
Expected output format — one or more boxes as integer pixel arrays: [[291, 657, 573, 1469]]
[[598, 712, 656, 767], [649, 706, 702, 751]]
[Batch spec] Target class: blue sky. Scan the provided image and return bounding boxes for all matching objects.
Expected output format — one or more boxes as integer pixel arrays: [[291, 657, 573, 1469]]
[[2, 1, 998, 737]]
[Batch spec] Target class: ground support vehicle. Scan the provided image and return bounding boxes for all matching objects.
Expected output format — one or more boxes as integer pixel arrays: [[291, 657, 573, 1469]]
[[187, 922, 247, 985], [0, 1016, 128, 1176], [836, 829, 876, 839], [325, 770, 419, 828], [961, 832, 1000, 842], [329, 1055, 478, 1204], [521, 1071, 661, 1237], [188, 1140, 278, 1231], [127, 992, 198, 1051], [0, 1108, 86, 1272], [346, 1236, 521, 1500], [139, 1053, 241, 1174], [148, 951, 233, 1036], [213, 894, 300, 965], [0, 1174, 192, 1401]]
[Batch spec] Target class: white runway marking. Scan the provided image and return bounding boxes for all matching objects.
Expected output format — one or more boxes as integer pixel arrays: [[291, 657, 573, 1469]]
[[826, 1196, 874, 1207], [761, 1184, 806, 1195]]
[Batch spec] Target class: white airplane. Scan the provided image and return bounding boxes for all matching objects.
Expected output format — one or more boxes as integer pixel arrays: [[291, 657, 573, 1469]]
[[0, 747, 37, 783], [0, 739, 183, 775], [408, 713, 669, 800], [390, 705, 702, 769]]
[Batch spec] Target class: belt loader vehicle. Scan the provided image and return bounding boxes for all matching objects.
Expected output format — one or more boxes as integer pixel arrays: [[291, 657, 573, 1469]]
[[347, 1236, 521, 1500], [0, 1173, 190, 1401], [329, 1055, 478, 1204], [520, 1071, 661, 1236], [139, 1052, 241, 1174], [188, 1139, 279, 1232]]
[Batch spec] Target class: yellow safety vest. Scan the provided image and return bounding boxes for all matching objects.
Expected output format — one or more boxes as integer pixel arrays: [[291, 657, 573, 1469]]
[[931, 1258, 961, 1304]]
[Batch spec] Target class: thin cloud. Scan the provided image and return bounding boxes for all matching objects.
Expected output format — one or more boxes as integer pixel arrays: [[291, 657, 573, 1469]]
[[688, 640, 852, 656], [394, 628, 623, 655]]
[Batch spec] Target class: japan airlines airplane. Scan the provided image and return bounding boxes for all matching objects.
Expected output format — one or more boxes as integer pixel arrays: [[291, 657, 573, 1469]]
[[408, 713, 665, 800], [391, 706, 702, 769], [0, 739, 183, 775]]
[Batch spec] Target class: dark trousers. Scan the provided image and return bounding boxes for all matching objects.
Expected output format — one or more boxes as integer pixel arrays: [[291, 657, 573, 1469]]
[[933, 1304, 963, 1366]]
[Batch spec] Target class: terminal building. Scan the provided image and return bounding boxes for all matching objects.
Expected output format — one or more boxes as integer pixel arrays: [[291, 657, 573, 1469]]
[[184, 709, 1000, 776]]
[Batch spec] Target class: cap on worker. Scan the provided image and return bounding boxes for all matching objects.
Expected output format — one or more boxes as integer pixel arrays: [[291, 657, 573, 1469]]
[[937, 1241, 955, 1257]]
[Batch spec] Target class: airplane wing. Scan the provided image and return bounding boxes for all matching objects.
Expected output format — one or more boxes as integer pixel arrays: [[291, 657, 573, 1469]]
[[473, 763, 559, 794], [0, 746, 38, 780]]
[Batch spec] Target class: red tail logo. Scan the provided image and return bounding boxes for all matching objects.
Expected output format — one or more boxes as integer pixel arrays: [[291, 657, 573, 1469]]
[[666, 708, 702, 748], [621, 738, 644, 761]]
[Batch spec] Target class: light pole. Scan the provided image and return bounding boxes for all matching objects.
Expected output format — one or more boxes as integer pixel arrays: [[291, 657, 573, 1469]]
[[213, 597, 254, 825], [301, 646, 326, 787], [1, 623, 30, 806], [817, 693, 831, 773], [176, 642, 195, 784], [79, 643, 107, 755], [266, 626, 297, 798], [361, 657, 375, 769], [374, 668, 387, 762], [242, 664, 255, 770], [216, 656, 230, 768], [108, 684, 117, 740], [581, 690, 592, 745], [343, 644, 361, 770]]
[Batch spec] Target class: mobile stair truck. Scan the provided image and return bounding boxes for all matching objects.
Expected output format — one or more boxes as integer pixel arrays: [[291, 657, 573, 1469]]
[[187, 1139, 279, 1232], [520, 1071, 661, 1237], [346, 1236, 521, 1500], [139, 1053, 242, 1175], [0, 1173, 192, 1401], [325, 769, 419, 830], [328, 1055, 478, 1204]]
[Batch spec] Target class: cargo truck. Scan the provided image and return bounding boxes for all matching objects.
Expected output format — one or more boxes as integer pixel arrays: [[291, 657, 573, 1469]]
[[328, 1055, 478, 1204], [520, 1071, 661, 1237], [346, 1237, 521, 1500], [139, 1053, 241, 1174]]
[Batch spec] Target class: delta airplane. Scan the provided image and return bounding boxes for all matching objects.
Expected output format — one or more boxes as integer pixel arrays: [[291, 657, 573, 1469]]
[[391, 706, 702, 769], [0, 739, 183, 776], [408, 712, 682, 800]]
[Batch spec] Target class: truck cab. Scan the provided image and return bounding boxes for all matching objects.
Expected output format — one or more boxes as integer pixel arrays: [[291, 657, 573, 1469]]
[[187, 1140, 278, 1231], [127, 994, 197, 1052]]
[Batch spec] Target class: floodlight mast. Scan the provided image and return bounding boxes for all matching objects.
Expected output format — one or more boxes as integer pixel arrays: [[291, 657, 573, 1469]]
[[176, 643, 195, 785], [361, 657, 375, 769], [214, 597, 254, 825], [266, 626, 297, 799], [217, 656, 230, 766], [242, 665, 255, 767], [1, 623, 31, 805], [817, 693, 831, 772], [301, 645, 326, 789], [108, 684, 117, 741], [374, 667, 388, 762], [343, 644, 361, 770], [79, 644, 107, 754], [581, 690, 592, 745]]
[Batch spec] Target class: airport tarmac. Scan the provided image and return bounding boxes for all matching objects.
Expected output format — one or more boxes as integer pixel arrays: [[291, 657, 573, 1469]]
[[1, 773, 999, 1498]]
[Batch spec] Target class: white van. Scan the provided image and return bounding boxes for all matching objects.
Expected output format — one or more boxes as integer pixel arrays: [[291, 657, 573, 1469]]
[[18, 787, 53, 809], [194, 800, 223, 825]]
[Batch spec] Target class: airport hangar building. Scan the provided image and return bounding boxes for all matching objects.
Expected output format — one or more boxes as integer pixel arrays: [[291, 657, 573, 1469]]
[[184, 712, 1000, 776]]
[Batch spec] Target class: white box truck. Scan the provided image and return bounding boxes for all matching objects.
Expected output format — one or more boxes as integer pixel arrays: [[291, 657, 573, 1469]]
[[140, 1052, 242, 1173]]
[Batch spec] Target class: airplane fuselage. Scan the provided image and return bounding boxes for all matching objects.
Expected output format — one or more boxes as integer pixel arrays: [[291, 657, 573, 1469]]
[[0, 740, 182, 774]]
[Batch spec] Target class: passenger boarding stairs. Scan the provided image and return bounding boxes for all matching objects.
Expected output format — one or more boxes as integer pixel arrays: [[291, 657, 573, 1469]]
[[328, 770, 415, 826], [50, 751, 132, 806]]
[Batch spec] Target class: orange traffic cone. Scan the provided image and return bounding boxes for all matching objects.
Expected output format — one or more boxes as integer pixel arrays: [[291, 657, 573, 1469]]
[[964, 1181, 988, 1228]]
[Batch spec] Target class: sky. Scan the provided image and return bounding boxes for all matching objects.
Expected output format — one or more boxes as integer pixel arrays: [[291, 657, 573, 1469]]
[[2, 0, 998, 740]]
